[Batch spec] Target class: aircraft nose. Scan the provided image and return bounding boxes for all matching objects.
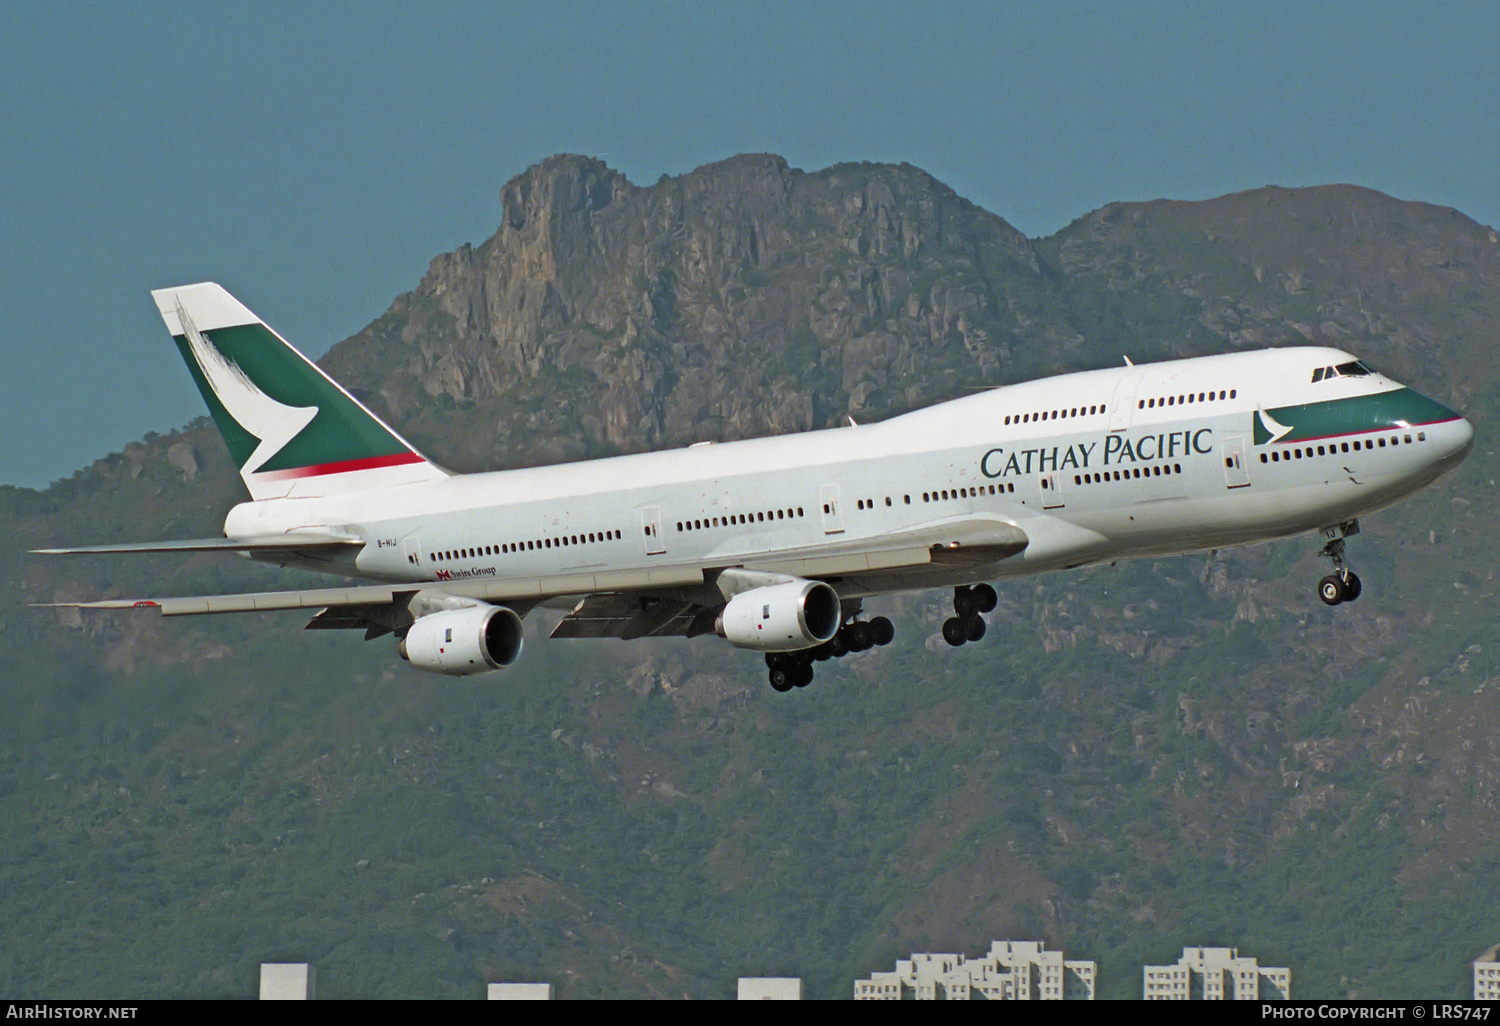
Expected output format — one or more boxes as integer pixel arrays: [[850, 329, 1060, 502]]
[[1452, 416, 1475, 460], [1434, 414, 1475, 467]]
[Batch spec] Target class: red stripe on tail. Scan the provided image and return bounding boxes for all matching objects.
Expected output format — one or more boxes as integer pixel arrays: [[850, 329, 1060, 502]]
[[256, 452, 427, 480]]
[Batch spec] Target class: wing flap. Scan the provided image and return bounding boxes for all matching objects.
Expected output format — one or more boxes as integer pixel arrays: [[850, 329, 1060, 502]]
[[549, 593, 713, 640]]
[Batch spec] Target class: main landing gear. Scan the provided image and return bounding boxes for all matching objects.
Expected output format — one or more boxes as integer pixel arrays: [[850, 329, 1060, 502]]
[[764, 615, 895, 692], [1316, 520, 1363, 606], [943, 584, 997, 647]]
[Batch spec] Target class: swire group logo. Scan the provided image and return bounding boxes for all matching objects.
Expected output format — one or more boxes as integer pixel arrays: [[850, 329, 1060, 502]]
[[431, 567, 497, 582]]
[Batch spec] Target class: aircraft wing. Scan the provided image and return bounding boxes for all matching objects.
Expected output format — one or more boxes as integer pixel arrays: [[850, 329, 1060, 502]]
[[33, 535, 364, 556], [40, 583, 409, 616], [740, 515, 1027, 578], [34, 564, 714, 619], [36, 516, 1029, 639]]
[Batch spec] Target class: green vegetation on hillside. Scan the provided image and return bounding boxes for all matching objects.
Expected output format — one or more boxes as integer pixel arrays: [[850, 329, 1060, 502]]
[[3, 167, 1499, 998]]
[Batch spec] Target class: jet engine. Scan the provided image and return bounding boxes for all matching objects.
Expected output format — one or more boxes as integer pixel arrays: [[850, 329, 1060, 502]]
[[715, 579, 841, 652], [398, 604, 524, 675]]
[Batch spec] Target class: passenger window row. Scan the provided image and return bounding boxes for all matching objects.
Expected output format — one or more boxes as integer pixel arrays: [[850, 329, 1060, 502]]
[[1074, 463, 1182, 485], [1259, 431, 1422, 464], [1140, 389, 1234, 410], [428, 529, 623, 562], [1004, 404, 1103, 426], [921, 483, 1015, 502], [677, 508, 804, 533]]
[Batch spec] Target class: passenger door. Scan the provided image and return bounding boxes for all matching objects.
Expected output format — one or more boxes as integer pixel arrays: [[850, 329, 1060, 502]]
[[1040, 473, 1065, 509], [820, 484, 845, 535], [641, 506, 666, 555], [1108, 374, 1143, 432], [1221, 435, 1251, 488]]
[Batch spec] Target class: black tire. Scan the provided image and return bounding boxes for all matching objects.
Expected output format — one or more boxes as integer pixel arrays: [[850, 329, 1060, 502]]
[[953, 587, 978, 618], [810, 640, 834, 662], [849, 621, 875, 651], [829, 632, 849, 659], [942, 617, 968, 647], [966, 616, 987, 643], [870, 616, 895, 647], [1318, 575, 1344, 606], [793, 662, 815, 688], [769, 667, 794, 692], [973, 583, 998, 614], [1343, 571, 1362, 601]]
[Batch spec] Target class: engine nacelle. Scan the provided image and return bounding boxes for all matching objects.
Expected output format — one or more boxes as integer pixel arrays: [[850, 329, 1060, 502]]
[[398, 604, 523, 675], [715, 579, 841, 652]]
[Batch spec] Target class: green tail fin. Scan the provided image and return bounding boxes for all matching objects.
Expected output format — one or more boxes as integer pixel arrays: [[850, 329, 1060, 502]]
[[151, 282, 446, 500]]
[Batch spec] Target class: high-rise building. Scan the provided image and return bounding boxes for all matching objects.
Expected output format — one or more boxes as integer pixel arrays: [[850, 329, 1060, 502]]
[[1474, 947, 1499, 1001], [854, 940, 1095, 1000], [259, 963, 315, 1000], [1143, 947, 1289, 1000], [737, 977, 803, 1000]]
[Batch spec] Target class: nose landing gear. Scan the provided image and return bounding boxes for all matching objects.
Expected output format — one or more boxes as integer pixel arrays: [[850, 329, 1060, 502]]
[[943, 584, 997, 647], [1316, 520, 1363, 606]]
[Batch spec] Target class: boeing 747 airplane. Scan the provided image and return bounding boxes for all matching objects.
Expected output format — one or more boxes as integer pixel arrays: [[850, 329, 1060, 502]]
[[40, 283, 1474, 691]]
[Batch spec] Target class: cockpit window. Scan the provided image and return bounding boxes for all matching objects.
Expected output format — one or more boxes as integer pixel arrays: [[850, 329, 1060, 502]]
[[1314, 361, 1374, 383]]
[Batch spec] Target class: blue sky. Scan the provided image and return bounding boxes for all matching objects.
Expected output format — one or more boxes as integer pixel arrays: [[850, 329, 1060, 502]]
[[2, 0, 1496, 488]]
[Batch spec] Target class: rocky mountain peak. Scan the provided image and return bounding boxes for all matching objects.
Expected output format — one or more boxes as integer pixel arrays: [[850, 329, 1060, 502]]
[[319, 155, 1493, 479], [322, 153, 1045, 470]]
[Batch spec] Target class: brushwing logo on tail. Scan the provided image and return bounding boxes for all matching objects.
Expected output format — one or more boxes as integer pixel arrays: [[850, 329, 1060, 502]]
[[174, 298, 318, 475]]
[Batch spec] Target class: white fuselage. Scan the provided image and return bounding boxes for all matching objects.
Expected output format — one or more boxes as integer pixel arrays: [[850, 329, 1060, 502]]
[[223, 346, 1474, 603]]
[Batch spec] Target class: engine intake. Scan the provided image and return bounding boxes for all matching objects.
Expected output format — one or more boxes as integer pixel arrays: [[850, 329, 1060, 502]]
[[715, 579, 841, 652], [398, 604, 523, 675]]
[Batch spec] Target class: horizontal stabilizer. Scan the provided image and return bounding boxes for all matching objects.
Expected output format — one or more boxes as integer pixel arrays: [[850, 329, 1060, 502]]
[[32, 534, 364, 555]]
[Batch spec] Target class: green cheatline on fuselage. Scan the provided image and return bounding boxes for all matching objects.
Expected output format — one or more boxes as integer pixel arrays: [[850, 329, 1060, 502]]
[[173, 323, 411, 473], [1253, 387, 1461, 446]]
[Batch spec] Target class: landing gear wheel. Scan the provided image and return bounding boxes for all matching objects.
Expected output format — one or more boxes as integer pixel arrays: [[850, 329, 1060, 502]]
[[973, 584, 998, 614], [1315, 522, 1362, 608], [966, 616, 987, 643], [953, 587, 978, 618], [848, 621, 875, 652], [828, 632, 849, 659], [1318, 575, 1345, 606], [793, 662, 815, 688], [768, 666, 795, 692], [870, 616, 895, 647], [942, 617, 968, 647]]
